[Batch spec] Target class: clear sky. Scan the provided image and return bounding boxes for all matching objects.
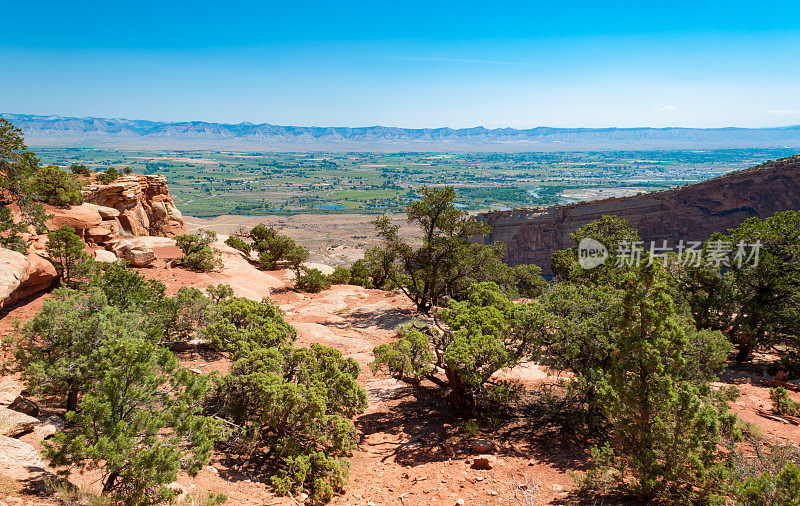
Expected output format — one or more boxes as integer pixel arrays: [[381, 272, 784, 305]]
[[2, 0, 799, 129]]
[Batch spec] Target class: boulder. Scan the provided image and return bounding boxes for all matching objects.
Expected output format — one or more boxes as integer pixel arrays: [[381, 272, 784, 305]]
[[0, 248, 29, 305], [85, 225, 115, 243], [0, 406, 38, 437], [470, 439, 496, 454], [45, 203, 103, 231], [94, 249, 119, 263], [101, 219, 120, 235], [471, 455, 495, 470], [107, 238, 157, 267], [8, 396, 39, 417], [0, 249, 56, 308], [0, 376, 23, 406], [33, 416, 64, 441], [96, 205, 120, 219], [0, 435, 47, 481]]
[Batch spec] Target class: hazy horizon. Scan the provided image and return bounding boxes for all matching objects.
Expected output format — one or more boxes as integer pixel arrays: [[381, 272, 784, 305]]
[[4, 112, 800, 132]]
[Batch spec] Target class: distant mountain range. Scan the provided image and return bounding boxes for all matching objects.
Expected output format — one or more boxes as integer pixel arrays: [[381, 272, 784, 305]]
[[3, 113, 800, 152]]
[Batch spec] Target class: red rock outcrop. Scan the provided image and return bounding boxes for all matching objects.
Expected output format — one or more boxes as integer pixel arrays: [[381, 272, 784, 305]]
[[0, 249, 57, 309], [81, 174, 186, 237], [477, 156, 800, 274]]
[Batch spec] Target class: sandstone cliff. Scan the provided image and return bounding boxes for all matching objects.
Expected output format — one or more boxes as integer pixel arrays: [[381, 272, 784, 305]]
[[477, 156, 800, 274], [1, 174, 184, 308], [81, 174, 186, 237]]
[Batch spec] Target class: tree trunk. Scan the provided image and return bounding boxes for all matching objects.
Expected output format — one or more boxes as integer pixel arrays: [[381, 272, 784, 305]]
[[103, 471, 119, 493], [735, 340, 755, 363], [444, 368, 475, 416], [66, 385, 79, 414]]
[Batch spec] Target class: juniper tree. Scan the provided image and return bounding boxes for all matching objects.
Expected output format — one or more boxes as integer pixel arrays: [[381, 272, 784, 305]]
[[204, 296, 297, 354], [217, 343, 366, 502], [44, 336, 221, 504], [175, 230, 221, 272], [372, 282, 546, 414], [46, 226, 91, 285], [373, 187, 540, 313], [551, 215, 641, 284], [15, 288, 148, 412], [589, 263, 736, 501]]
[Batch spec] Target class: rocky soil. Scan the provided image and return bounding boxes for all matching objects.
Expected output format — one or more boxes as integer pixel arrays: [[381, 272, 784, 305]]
[[1, 237, 799, 505]]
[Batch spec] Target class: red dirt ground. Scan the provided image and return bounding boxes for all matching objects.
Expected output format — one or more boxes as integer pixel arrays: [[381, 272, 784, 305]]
[[2, 237, 799, 505]]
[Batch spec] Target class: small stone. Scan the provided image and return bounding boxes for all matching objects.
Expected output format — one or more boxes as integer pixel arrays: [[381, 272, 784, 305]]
[[488, 490, 498, 496], [470, 438, 495, 453], [456, 499, 465, 505], [296, 492, 308, 502], [471, 455, 494, 470], [552, 483, 564, 492]]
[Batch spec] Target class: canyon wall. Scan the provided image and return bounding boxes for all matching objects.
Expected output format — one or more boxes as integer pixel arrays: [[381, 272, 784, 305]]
[[477, 156, 800, 274]]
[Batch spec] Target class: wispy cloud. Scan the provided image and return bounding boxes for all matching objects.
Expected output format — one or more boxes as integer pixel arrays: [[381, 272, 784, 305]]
[[651, 105, 678, 114], [767, 109, 800, 117], [392, 56, 529, 66]]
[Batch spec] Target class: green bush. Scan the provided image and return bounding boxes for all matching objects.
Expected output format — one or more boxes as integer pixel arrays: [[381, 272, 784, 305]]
[[217, 344, 366, 502], [770, 387, 800, 416], [175, 230, 221, 272], [1, 119, 50, 248], [224, 236, 251, 254], [27, 165, 84, 206], [14, 262, 229, 504], [46, 226, 92, 285], [540, 282, 624, 415], [676, 211, 800, 364], [247, 224, 309, 271], [15, 287, 147, 412], [44, 336, 221, 504], [348, 258, 373, 288], [0, 205, 27, 252], [206, 283, 234, 304], [585, 264, 736, 502], [89, 260, 175, 343], [372, 282, 545, 414], [371, 186, 544, 311], [551, 215, 641, 284], [69, 164, 92, 176], [510, 263, 548, 298], [729, 438, 800, 506], [328, 266, 351, 285], [295, 267, 331, 293], [97, 167, 120, 184], [204, 296, 296, 353]]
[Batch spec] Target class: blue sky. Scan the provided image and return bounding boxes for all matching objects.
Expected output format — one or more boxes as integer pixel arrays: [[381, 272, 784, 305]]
[[2, 1, 799, 128]]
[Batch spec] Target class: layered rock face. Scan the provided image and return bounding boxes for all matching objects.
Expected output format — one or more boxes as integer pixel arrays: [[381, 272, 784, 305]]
[[81, 174, 186, 237], [0, 249, 57, 309], [477, 156, 800, 274], [1, 174, 180, 307]]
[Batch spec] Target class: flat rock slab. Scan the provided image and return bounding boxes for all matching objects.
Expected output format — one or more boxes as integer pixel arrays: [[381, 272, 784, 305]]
[[0, 435, 47, 481], [0, 376, 24, 406], [0, 406, 38, 437]]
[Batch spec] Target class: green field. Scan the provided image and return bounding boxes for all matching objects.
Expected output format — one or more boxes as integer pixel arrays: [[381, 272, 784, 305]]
[[33, 148, 797, 217]]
